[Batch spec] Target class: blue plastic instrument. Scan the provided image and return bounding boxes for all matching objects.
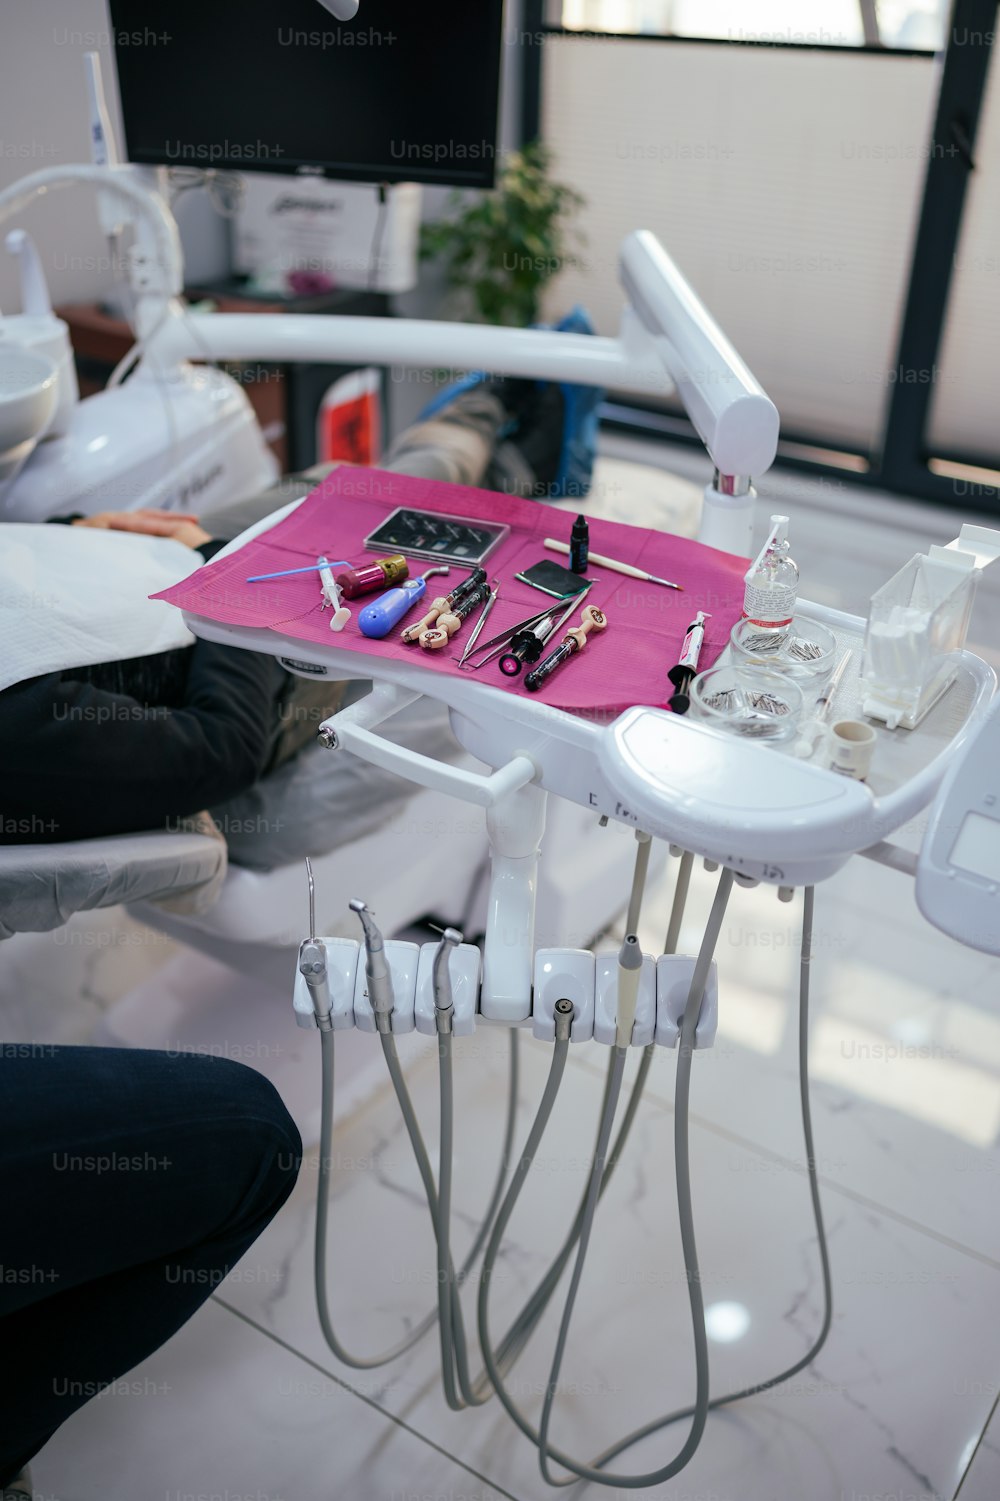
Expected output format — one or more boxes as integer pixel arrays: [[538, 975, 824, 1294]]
[[358, 565, 450, 639]]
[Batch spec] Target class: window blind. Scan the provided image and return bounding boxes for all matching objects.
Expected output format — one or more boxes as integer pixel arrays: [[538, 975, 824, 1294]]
[[539, 37, 937, 454], [928, 43, 1000, 464]]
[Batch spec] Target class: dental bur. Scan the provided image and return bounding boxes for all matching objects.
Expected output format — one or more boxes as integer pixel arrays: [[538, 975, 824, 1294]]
[[350, 899, 395, 1033]]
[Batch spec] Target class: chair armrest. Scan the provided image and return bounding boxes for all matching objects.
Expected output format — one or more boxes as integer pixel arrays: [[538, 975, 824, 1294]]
[[0, 829, 226, 939]]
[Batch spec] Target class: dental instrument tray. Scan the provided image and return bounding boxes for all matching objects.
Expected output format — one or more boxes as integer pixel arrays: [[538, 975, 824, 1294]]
[[155, 466, 996, 887], [364, 505, 509, 566], [155, 465, 748, 719]]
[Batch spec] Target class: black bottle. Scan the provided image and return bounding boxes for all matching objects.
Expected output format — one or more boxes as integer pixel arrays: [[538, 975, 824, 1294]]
[[569, 514, 589, 574]]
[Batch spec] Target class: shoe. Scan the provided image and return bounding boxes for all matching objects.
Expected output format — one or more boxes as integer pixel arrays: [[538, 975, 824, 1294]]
[[1, 1466, 34, 1500], [415, 369, 533, 430], [482, 305, 605, 501], [416, 306, 604, 501]]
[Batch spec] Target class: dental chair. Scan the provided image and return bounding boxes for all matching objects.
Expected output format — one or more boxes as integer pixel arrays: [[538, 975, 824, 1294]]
[[0, 452, 696, 1133], [0, 781, 648, 1137]]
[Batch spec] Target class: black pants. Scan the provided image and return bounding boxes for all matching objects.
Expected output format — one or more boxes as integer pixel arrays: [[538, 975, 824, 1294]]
[[0, 1046, 301, 1482]]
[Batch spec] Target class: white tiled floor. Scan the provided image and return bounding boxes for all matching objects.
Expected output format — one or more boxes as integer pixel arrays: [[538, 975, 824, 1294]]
[[3, 446, 1000, 1501]]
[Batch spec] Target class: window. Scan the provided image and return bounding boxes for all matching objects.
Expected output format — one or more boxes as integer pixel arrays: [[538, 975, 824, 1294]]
[[547, 0, 950, 50]]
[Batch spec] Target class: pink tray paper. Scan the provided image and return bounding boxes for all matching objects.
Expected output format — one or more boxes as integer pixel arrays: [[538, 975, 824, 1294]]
[[153, 467, 748, 717]]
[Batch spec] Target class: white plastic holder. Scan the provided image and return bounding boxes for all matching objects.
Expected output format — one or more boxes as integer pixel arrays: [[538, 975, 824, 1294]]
[[655, 955, 719, 1049], [414, 941, 481, 1037], [318, 682, 544, 1026], [532, 949, 596, 1042], [698, 480, 756, 560], [292, 937, 359, 1031], [353, 939, 419, 1034], [593, 951, 657, 1046]]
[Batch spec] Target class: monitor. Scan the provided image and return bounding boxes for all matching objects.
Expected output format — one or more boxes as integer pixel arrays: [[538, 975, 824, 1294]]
[[108, 0, 506, 188]]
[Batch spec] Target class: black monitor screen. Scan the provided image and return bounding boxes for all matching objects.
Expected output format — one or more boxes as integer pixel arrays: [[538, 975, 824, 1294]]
[[108, 0, 506, 187]]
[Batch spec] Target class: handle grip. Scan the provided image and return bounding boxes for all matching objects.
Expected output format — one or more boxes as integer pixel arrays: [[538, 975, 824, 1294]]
[[358, 579, 425, 639], [318, 683, 538, 808]]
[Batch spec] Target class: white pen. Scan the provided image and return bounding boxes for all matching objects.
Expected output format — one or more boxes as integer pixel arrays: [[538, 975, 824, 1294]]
[[544, 537, 683, 591]]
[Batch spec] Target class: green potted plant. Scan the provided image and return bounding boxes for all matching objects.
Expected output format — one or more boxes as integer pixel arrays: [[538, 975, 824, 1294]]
[[419, 142, 586, 327]]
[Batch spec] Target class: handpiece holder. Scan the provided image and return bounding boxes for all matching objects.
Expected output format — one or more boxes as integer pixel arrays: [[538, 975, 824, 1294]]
[[319, 683, 545, 1023]]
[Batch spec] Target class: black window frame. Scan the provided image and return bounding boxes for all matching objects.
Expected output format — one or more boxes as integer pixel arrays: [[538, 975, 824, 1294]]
[[521, 0, 1000, 516]]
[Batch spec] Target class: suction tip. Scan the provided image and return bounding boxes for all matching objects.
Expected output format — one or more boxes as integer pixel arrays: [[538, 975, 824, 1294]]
[[618, 933, 643, 970]]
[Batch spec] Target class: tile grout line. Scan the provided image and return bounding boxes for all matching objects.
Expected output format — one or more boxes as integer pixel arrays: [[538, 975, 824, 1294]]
[[211, 1294, 526, 1501], [952, 1391, 1000, 1499], [563, 1048, 1000, 1273]]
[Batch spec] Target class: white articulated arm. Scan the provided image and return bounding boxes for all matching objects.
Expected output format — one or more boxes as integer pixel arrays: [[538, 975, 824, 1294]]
[[619, 230, 780, 480], [0, 166, 183, 304]]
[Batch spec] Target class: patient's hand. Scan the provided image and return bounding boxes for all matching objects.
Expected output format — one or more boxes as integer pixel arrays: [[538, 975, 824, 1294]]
[[73, 508, 212, 549]]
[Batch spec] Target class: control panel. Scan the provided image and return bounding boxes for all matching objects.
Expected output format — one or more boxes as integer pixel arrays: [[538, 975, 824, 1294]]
[[917, 691, 1000, 954]]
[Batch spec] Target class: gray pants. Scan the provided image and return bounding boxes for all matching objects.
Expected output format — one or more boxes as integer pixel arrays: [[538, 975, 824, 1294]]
[[206, 394, 507, 870]]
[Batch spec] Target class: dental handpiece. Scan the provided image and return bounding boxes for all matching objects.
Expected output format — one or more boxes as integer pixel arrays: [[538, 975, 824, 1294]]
[[357, 566, 450, 639], [419, 581, 492, 651], [400, 567, 488, 644], [524, 605, 607, 691], [298, 857, 332, 1029], [432, 927, 463, 1033], [349, 898, 395, 1031]]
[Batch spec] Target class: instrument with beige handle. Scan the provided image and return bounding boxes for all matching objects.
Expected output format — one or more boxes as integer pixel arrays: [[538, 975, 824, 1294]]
[[524, 603, 608, 692], [544, 538, 682, 591]]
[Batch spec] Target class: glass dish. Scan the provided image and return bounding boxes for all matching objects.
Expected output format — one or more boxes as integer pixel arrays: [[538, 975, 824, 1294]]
[[730, 613, 839, 688], [690, 665, 804, 742]]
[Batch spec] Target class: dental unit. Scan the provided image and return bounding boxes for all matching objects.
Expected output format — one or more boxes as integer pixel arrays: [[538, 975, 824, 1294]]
[[7, 48, 1000, 1494]]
